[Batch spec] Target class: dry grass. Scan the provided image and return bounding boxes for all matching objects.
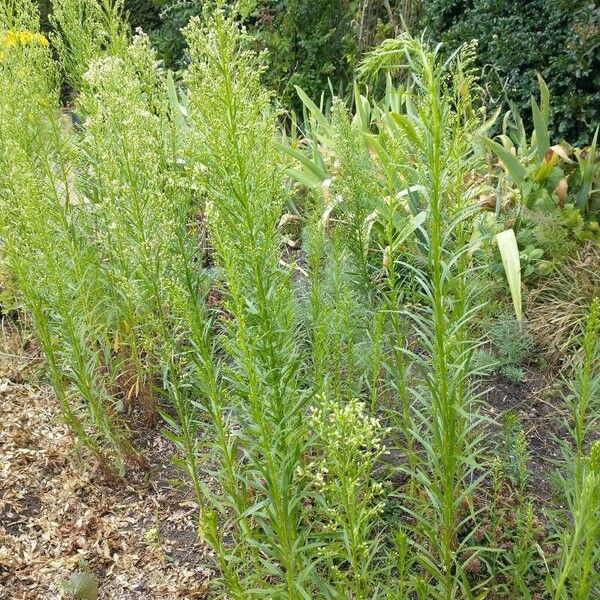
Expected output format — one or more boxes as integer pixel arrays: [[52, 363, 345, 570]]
[[526, 242, 600, 365]]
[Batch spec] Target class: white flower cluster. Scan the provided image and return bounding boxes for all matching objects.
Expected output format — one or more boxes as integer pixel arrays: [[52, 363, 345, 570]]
[[303, 396, 388, 584], [83, 56, 125, 88], [309, 397, 386, 455], [306, 396, 388, 516]]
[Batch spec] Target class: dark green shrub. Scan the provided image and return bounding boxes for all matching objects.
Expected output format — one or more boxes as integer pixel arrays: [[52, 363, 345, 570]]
[[123, 0, 162, 32], [145, 0, 363, 103], [420, 0, 600, 145], [135, 0, 412, 108], [147, 0, 201, 68], [252, 0, 359, 108]]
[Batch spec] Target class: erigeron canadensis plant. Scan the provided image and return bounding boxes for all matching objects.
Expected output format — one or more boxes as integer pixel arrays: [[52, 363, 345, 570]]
[[303, 208, 331, 399], [550, 442, 600, 599], [377, 194, 426, 497], [76, 33, 187, 422], [5, 3, 599, 596], [0, 0, 131, 468], [327, 99, 384, 295], [498, 421, 545, 595], [548, 299, 600, 598], [360, 37, 488, 598], [501, 411, 529, 502], [184, 10, 311, 596], [303, 215, 375, 404], [50, 0, 128, 94], [320, 99, 426, 493], [511, 500, 540, 596], [564, 296, 600, 482], [305, 397, 388, 595]]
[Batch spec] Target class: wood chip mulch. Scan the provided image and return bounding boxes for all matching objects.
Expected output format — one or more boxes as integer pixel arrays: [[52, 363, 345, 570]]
[[0, 322, 214, 599]]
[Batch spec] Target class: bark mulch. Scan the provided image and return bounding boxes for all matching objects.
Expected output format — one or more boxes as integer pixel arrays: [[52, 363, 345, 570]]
[[0, 321, 213, 599]]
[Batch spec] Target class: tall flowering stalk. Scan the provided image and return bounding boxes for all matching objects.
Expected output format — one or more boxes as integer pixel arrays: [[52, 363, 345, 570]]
[[550, 299, 600, 599], [306, 397, 387, 596], [552, 442, 600, 599], [76, 33, 188, 422], [0, 0, 130, 467], [184, 11, 310, 596], [50, 0, 128, 93], [360, 37, 487, 598]]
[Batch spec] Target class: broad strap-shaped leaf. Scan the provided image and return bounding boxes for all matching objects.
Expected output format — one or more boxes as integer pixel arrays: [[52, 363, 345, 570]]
[[531, 97, 550, 162], [166, 70, 189, 134], [496, 228, 522, 322], [481, 137, 527, 188], [275, 141, 328, 187], [536, 73, 550, 121], [352, 80, 371, 131], [575, 126, 599, 213], [388, 112, 425, 151], [474, 106, 501, 137], [294, 85, 331, 132]]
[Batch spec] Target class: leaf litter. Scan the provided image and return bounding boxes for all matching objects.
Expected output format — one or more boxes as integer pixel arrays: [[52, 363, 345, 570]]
[[0, 319, 213, 599]]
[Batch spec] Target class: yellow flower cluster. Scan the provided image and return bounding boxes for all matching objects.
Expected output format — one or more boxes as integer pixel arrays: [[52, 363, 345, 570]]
[[0, 30, 49, 49]]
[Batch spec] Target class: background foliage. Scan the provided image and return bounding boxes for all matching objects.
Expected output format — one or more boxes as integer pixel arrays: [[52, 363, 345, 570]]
[[35, 0, 600, 151], [420, 0, 600, 145]]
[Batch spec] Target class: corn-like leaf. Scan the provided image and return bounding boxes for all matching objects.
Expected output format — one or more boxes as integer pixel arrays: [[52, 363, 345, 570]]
[[474, 106, 501, 137], [496, 229, 522, 322], [275, 141, 328, 186], [294, 85, 330, 132], [575, 126, 599, 213], [481, 137, 527, 188], [166, 71, 188, 134], [353, 81, 371, 131], [389, 112, 424, 151], [531, 97, 549, 161], [536, 73, 550, 121]]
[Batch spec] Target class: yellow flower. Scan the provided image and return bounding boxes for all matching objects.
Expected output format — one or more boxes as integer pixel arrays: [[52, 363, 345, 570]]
[[0, 30, 49, 49], [1, 30, 17, 47]]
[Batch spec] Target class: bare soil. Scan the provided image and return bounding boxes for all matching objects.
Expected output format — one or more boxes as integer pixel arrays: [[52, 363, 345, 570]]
[[483, 362, 566, 502]]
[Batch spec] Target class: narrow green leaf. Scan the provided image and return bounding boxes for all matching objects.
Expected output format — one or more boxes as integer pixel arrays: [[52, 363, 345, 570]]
[[536, 73, 550, 121], [353, 80, 370, 131], [294, 85, 330, 131], [275, 141, 328, 184], [575, 126, 599, 212], [474, 106, 501, 136], [531, 97, 549, 161], [389, 112, 424, 151], [286, 168, 323, 189], [166, 70, 187, 130]]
